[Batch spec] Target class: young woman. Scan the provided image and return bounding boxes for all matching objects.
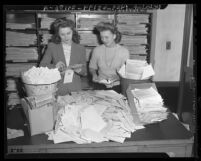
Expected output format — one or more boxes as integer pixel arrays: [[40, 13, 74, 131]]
[[40, 17, 87, 95], [89, 22, 129, 93]]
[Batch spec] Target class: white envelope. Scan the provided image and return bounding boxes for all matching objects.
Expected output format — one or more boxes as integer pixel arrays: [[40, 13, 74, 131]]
[[141, 64, 155, 79], [64, 69, 74, 83]]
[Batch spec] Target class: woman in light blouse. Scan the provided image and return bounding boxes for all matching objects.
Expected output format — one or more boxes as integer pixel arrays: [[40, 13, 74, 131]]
[[89, 22, 129, 93], [40, 17, 87, 96]]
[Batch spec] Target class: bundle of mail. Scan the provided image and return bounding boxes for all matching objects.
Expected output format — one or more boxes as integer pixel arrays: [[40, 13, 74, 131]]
[[23, 93, 56, 110], [118, 59, 155, 80], [22, 66, 61, 84], [131, 87, 169, 125], [46, 90, 144, 144]]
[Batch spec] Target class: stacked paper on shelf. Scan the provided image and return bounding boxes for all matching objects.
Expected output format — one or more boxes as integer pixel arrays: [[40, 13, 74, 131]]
[[131, 87, 168, 124], [79, 32, 99, 46], [125, 45, 147, 55], [118, 59, 155, 80], [77, 15, 114, 30], [117, 14, 149, 24], [40, 17, 56, 29], [129, 55, 147, 61], [6, 79, 17, 91], [6, 22, 35, 29], [117, 24, 148, 35], [6, 63, 37, 77], [40, 14, 74, 29], [6, 47, 38, 62], [8, 92, 21, 106], [121, 35, 147, 45], [46, 90, 144, 144], [6, 31, 37, 46]]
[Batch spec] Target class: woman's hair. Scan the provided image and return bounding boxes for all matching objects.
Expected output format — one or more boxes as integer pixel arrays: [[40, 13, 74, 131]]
[[95, 22, 122, 43], [50, 17, 80, 44]]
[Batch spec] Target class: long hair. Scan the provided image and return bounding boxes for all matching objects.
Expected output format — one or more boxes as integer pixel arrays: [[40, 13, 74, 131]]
[[50, 17, 80, 44], [95, 22, 122, 43]]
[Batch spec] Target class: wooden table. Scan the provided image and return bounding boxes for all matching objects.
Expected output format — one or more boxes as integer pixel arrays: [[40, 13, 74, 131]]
[[6, 105, 193, 157]]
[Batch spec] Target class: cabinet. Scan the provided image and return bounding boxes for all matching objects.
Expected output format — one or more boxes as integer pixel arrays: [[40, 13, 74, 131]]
[[5, 10, 153, 108]]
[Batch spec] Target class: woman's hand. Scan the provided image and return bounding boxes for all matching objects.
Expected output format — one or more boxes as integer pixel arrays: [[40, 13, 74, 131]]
[[105, 82, 114, 88], [56, 61, 66, 72]]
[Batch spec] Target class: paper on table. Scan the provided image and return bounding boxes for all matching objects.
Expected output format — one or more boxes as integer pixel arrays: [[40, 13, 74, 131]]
[[64, 69, 74, 83], [7, 128, 24, 139], [81, 128, 108, 143], [81, 106, 107, 132], [52, 128, 77, 144], [141, 64, 155, 79], [95, 90, 124, 100], [93, 104, 108, 115], [126, 59, 146, 74], [105, 135, 125, 143]]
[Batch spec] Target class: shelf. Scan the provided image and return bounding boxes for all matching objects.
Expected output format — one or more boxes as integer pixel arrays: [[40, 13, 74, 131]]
[[6, 28, 37, 31], [6, 60, 38, 63], [6, 45, 38, 47], [5, 10, 152, 79]]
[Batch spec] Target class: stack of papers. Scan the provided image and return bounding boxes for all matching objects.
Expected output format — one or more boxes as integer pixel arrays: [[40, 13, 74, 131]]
[[7, 92, 21, 106], [77, 15, 114, 30], [6, 63, 37, 77], [79, 31, 99, 46], [118, 59, 155, 80], [121, 35, 147, 45], [117, 14, 149, 24], [131, 87, 169, 124], [46, 90, 145, 144], [6, 31, 37, 46], [125, 45, 147, 55], [40, 17, 56, 29], [6, 47, 38, 62], [6, 78, 17, 91], [24, 93, 55, 109], [117, 24, 148, 35], [39, 14, 75, 29], [116, 14, 149, 58], [6, 22, 35, 29]]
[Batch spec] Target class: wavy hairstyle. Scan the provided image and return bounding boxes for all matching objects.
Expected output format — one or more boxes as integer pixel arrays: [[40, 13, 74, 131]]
[[95, 22, 122, 43], [50, 17, 80, 44]]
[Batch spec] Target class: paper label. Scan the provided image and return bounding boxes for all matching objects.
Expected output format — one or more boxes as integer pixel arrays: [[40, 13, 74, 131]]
[[64, 69, 74, 83]]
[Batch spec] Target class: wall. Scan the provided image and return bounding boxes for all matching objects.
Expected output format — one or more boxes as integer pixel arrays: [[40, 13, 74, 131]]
[[153, 4, 186, 81]]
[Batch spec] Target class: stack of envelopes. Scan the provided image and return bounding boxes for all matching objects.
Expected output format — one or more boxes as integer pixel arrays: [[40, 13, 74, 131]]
[[131, 87, 169, 124], [46, 90, 145, 144]]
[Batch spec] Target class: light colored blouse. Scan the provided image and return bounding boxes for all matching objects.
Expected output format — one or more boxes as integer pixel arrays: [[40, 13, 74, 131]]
[[62, 43, 71, 66], [89, 44, 129, 79]]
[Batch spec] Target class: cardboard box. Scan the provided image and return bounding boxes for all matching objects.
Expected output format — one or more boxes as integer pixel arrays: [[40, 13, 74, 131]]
[[21, 98, 55, 136]]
